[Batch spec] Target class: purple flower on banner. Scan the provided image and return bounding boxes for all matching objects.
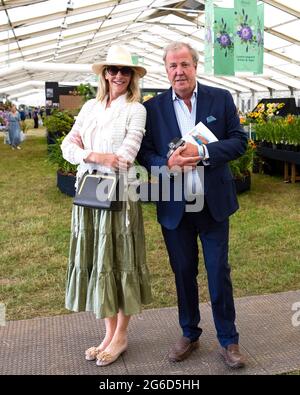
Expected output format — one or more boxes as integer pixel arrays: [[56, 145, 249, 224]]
[[257, 15, 264, 49], [257, 30, 263, 46], [214, 17, 234, 57], [205, 28, 212, 44], [217, 33, 232, 48], [237, 25, 253, 42], [235, 8, 257, 53]]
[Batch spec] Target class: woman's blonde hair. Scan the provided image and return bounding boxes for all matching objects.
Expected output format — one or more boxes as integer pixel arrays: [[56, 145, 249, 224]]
[[96, 68, 141, 103]]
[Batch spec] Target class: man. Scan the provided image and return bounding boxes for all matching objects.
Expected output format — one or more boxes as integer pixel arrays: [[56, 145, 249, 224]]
[[137, 42, 247, 369]]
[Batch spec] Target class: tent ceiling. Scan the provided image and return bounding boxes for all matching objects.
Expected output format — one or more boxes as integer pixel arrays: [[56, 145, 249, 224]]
[[0, 0, 299, 102]]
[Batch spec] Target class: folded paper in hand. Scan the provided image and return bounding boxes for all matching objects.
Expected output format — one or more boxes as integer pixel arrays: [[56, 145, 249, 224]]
[[182, 121, 218, 147]]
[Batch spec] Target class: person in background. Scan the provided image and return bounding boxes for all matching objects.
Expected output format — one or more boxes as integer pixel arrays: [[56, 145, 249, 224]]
[[33, 108, 39, 128], [138, 41, 247, 369], [8, 104, 22, 150], [61, 45, 152, 367], [19, 107, 26, 121], [0, 104, 8, 128], [0, 104, 10, 144]]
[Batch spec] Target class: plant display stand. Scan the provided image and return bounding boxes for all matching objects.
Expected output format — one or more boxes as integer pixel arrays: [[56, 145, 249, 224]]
[[284, 162, 300, 183], [234, 173, 251, 194], [257, 146, 300, 183]]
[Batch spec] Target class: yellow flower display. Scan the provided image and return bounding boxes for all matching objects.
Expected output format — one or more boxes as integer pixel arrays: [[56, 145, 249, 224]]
[[246, 102, 285, 124], [142, 94, 155, 102]]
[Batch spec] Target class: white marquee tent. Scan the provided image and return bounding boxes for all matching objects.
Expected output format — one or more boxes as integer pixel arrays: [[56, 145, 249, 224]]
[[0, 0, 299, 109]]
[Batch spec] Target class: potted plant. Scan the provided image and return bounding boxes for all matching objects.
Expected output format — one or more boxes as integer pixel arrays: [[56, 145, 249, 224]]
[[75, 83, 96, 103], [43, 110, 75, 147], [229, 139, 256, 193], [255, 114, 300, 150], [48, 135, 77, 197]]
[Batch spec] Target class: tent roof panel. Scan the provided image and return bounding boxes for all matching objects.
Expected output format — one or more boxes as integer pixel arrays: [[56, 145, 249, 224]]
[[275, 19, 300, 41], [264, 4, 295, 26], [274, 0, 300, 13], [0, 0, 299, 103]]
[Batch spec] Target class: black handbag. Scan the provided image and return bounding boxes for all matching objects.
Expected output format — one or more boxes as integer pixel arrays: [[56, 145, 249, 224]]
[[73, 171, 123, 211]]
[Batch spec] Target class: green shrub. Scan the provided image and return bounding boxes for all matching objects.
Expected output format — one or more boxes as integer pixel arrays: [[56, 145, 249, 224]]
[[254, 115, 300, 146], [48, 135, 77, 175], [43, 110, 75, 136], [75, 83, 96, 103], [229, 139, 255, 179]]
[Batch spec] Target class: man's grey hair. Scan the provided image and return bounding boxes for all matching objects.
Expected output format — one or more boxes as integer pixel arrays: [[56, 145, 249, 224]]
[[163, 42, 199, 65]]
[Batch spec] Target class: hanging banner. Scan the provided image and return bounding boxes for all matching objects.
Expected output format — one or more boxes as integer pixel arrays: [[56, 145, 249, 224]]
[[213, 8, 235, 76], [234, 0, 259, 72], [205, 0, 264, 76], [256, 3, 264, 74], [204, 0, 214, 74], [131, 55, 139, 65]]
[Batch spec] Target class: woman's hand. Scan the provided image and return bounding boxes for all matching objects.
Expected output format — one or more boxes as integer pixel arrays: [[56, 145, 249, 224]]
[[117, 155, 131, 171], [85, 152, 130, 171], [69, 130, 84, 149], [86, 152, 119, 169]]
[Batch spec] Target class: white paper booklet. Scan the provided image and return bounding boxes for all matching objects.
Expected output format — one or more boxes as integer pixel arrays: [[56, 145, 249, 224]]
[[182, 121, 218, 146]]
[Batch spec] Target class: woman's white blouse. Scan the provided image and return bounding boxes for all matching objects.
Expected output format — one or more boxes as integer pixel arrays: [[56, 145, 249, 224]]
[[61, 94, 146, 184]]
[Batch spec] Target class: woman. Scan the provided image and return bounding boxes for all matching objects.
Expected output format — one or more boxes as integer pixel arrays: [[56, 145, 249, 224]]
[[8, 104, 22, 149], [61, 45, 152, 367]]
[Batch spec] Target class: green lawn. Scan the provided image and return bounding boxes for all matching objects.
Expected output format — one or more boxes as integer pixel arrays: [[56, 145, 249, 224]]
[[0, 133, 300, 321]]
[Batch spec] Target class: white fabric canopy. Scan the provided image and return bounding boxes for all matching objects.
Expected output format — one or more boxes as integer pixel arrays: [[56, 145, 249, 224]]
[[0, 0, 299, 107]]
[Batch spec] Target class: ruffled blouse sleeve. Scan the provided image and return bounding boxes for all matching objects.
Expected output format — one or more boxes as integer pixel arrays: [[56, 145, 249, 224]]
[[116, 102, 146, 164], [60, 101, 93, 164]]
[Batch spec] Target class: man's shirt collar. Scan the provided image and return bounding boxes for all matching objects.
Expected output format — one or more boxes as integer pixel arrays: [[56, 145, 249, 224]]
[[172, 83, 198, 101]]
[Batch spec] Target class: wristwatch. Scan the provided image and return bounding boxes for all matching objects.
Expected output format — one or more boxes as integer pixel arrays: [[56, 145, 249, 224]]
[[167, 137, 185, 159]]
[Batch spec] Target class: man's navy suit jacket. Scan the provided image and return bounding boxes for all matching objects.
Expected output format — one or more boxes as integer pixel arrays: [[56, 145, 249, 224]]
[[137, 83, 248, 230]]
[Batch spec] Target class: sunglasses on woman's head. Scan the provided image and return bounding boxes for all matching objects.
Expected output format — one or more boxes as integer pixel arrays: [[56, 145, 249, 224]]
[[106, 66, 133, 76]]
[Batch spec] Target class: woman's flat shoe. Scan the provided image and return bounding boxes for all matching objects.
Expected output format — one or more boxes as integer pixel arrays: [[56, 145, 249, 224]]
[[96, 345, 127, 367], [85, 345, 104, 361]]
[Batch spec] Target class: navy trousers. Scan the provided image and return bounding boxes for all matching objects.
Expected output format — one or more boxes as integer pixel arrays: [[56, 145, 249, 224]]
[[161, 204, 239, 347]]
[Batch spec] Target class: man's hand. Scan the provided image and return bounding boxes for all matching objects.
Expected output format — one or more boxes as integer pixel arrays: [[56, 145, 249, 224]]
[[167, 144, 200, 171], [180, 142, 200, 158]]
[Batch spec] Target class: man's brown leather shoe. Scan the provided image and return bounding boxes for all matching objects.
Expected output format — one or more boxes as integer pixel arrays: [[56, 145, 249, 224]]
[[221, 344, 246, 369], [168, 336, 199, 362]]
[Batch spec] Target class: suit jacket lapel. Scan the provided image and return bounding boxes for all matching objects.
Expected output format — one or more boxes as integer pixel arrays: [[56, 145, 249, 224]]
[[161, 84, 215, 139], [161, 88, 181, 140], [196, 82, 214, 125]]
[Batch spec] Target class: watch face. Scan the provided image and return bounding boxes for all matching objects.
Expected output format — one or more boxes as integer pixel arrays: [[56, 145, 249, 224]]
[[167, 138, 185, 159]]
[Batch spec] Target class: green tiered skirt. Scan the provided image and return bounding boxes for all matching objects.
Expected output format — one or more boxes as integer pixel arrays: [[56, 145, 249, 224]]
[[65, 201, 152, 319]]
